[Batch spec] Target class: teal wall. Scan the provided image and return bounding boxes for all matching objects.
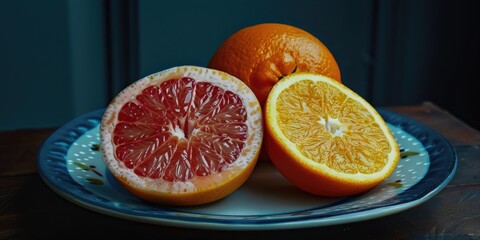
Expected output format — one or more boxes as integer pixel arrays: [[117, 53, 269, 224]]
[[0, 0, 107, 130], [1, 0, 71, 130], [1, 0, 479, 131], [137, 0, 375, 100]]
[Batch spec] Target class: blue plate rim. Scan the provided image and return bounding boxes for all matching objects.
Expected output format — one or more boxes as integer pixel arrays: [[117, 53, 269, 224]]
[[37, 108, 457, 230]]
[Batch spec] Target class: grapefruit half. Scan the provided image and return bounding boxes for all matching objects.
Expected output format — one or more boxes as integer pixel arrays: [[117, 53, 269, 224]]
[[100, 66, 263, 206]]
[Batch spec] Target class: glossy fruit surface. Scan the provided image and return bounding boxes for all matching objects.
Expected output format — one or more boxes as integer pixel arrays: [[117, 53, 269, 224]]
[[101, 66, 263, 206], [265, 72, 399, 197]]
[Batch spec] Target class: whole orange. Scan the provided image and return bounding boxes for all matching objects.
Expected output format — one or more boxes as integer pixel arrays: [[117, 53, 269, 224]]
[[208, 23, 341, 105]]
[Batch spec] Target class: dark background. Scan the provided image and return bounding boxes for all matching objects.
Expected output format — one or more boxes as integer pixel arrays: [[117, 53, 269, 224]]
[[1, 0, 479, 131]]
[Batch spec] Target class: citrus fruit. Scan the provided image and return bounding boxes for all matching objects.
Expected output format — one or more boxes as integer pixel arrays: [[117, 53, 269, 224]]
[[100, 66, 263, 206], [265, 72, 400, 197], [208, 23, 342, 105]]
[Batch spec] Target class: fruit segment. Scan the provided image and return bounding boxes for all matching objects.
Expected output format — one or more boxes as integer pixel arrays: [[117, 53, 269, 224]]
[[112, 77, 248, 182]]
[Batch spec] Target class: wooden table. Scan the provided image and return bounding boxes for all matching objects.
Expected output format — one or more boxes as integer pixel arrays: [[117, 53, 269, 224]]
[[1, 102, 479, 239]]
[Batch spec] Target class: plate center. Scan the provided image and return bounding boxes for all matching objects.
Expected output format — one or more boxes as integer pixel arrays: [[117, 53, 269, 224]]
[[65, 124, 430, 216]]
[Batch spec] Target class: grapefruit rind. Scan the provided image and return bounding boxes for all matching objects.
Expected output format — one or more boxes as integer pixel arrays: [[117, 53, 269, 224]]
[[100, 66, 263, 204]]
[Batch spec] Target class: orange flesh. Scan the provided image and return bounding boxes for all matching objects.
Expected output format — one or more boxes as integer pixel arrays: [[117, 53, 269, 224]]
[[113, 77, 248, 182], [276, 80, 391, 174]]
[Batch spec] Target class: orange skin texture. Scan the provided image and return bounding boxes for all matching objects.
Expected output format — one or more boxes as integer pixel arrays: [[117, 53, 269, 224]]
[[208, 23, 341, 106]]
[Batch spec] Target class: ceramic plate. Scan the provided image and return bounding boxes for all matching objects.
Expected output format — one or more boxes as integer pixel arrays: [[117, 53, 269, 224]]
[[37, 109, 457, 230]]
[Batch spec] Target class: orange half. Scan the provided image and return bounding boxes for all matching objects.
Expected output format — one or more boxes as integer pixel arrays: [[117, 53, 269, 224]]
[[265, 72, 400, 197]]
